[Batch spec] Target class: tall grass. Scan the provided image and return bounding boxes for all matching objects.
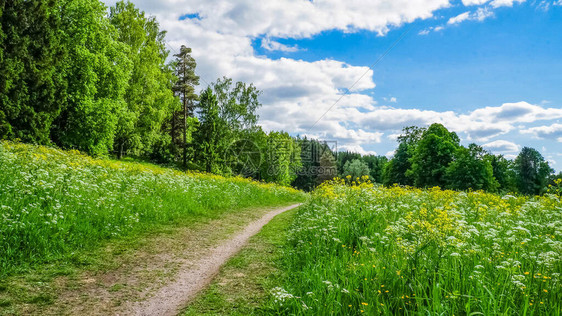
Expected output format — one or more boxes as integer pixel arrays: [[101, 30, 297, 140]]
[[268, 178, 562, 315], [0, 141, 305, 276]]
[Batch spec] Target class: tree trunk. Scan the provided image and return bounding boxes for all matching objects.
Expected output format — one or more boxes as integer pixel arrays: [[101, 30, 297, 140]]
[[183, 97, 188, 168], [118, 141, 124, 160]]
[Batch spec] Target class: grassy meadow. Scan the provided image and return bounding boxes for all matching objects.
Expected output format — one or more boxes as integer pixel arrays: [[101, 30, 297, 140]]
[[267, 178, 562, 315], [0, 141, 305, 277]]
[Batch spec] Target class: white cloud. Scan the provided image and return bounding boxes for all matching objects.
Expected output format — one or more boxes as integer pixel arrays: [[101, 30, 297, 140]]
[[339, 145, 378, 156], [100, 0, 456, 155], [261, 38, 300, 52], [521, 124, 562, 141], [100, 0, 550, 155], [383, 96, 398, 103], [462, 0, 490, 5], [419, 25, 445, 34], [104, 0, 451, 38], [385, 150, 396, 158], [448, 11, 471, 24], [447, 7, 494, 25], [423, 6, 493, 34], [468, 102, 562, 123], [482, 140, 521, 153], [489, 0, 526, 8]]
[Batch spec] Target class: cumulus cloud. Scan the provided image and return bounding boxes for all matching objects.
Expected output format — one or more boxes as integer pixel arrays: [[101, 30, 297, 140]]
[[103, 0, 451, 38], [468, 102, 562, 123], [100, 0, 458, 154], [482, 140, 521, 153], [261, 38, 300, 52], [101, 0, 550, 155], [521, 124, 562, 141]]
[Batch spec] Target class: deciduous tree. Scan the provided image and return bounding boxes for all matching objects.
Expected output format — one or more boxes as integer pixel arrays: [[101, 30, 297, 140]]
[[514, 147, 553, 195], [409, 123, 460, 188]]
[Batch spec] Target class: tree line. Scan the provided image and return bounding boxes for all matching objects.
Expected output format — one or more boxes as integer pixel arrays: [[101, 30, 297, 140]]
[[302, 124, 560, 196], [1, 1, 559, 193]]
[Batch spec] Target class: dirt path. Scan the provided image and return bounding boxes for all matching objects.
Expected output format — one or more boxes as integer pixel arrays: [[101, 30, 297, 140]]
[[119, 204, 301, 316]]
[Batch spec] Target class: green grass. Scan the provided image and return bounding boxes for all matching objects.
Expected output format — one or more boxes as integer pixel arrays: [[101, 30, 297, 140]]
[[265, 181, 562, 315], [0, 141, 305, 277], [182, 206, 299, 316]]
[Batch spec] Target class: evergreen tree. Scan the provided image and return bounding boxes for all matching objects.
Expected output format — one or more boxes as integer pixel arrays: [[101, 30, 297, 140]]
[[292, 138, 333, 191], [172, 45, 200, 166], [194, 88, 226, 173], [0, 0, 67, 144], [317, 150, 338, 185], [383, 143, 413, 186]]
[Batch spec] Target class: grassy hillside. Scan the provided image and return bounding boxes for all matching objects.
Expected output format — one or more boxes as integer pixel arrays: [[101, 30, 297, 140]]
[[0, 141, 305, 277], [267, 179, 562, 315]]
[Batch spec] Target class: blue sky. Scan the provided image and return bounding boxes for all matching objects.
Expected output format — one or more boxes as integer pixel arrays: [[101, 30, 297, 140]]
[[104, 0, 562, 170]]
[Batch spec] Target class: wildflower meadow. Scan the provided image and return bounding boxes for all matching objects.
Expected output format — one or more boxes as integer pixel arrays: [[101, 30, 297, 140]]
[[0, 141, 304, 276], [268, 177, 562, 315]]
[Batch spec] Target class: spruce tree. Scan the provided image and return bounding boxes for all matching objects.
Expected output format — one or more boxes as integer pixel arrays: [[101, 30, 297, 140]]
[[0, 0, 66, 143]]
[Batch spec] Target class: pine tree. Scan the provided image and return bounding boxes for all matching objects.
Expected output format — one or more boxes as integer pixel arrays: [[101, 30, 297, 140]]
[[172, 45, 199, 167]]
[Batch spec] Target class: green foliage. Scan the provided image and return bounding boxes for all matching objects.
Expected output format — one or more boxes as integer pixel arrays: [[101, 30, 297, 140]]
[[52, 0, 131, 156], [292, 138, 336, 191], [486, 154, 517, 193], [514, 147, 553, 195], [446, 144, 498, 191], [0, 0, 67, 144], [212, 77, 261, 131], [337, 151, 361, 177], [343, 159, 370, 182], [383, 143, 413, 186], [382, 126, 424, 186], [362, 155, 388, 184], [109, 1, 177, 157], [317, 150, 338, 186], [194, 88, 229, 173], [409, 123, 460, 188], [260, 131, 302, 186]]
